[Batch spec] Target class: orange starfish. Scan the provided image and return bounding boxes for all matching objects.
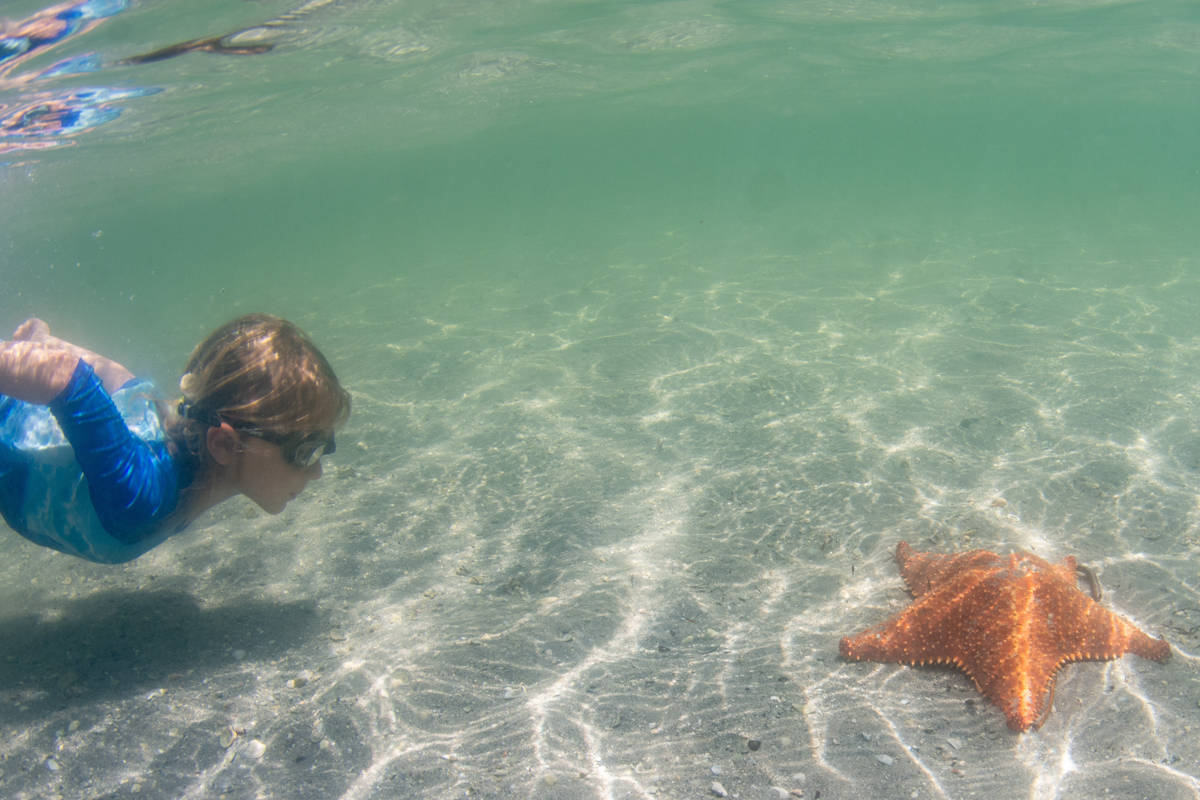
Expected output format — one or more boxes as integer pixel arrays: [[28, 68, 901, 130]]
[[839, 541, 1170, 731]]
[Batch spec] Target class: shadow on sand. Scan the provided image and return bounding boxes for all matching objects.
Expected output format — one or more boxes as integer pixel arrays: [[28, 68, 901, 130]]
[[0, 588, 322, 722]]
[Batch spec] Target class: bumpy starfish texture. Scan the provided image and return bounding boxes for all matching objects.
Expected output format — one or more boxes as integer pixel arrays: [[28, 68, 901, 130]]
[[840, 541, 1170, 731]]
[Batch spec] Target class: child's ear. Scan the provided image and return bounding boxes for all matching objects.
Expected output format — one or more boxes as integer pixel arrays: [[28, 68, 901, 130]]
[[205, 422, 242, 466]]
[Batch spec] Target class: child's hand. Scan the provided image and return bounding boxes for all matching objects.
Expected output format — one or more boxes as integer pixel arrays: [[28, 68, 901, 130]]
[[0, 339, 79, 404], [4, 317, 133, 396]]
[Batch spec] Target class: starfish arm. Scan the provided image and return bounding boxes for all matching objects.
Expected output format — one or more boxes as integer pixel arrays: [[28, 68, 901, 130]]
[[896, 541, 1005, 598], [1127, 629, 1171, 661], [968, 657, 1062, 731], [840, 572, 993, 665], [1069, 597, 1171, 663], [959, 633, 1065, 731]]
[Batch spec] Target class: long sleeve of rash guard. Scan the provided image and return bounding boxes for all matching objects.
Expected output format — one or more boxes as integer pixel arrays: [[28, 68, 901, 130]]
[[48, 359, 180, 542]]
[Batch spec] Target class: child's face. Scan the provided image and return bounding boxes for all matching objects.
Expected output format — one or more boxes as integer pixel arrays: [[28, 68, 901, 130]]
[[235, 434, 324, 514]]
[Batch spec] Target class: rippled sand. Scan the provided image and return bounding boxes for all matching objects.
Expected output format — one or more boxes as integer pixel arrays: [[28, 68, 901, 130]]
[[2, 255, 1196, 799]]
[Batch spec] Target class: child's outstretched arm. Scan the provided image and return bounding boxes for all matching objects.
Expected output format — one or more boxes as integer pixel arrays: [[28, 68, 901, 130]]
[[0, 318, 134, 403], [0, 340, 79, 404], [2, 319, 180, 544]]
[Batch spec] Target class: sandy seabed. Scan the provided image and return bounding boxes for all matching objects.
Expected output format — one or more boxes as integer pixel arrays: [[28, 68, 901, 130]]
[[2, 259, 1198, 799]]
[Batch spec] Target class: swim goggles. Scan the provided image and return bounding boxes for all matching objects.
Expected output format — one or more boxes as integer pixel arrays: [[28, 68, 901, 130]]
[[242, 428, 336, 469], [178, 400, 335, 468]]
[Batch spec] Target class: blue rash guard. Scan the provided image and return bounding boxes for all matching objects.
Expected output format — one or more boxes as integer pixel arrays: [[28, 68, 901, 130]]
[[0, 359, 192, 563]]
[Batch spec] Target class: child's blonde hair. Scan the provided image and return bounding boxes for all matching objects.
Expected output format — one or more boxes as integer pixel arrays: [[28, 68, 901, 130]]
[[172, 314, 350, 465]]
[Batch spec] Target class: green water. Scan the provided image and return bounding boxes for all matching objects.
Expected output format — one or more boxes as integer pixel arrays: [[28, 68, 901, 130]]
[[6, 0, 1200, 342], [2, 1, 1199, 798]]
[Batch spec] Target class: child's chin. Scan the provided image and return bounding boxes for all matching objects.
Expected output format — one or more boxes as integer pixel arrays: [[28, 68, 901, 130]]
[[255, 499, 288, 515]]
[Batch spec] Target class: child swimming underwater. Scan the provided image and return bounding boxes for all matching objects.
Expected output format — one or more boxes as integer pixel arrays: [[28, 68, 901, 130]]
[[0, 315, 350, 563]]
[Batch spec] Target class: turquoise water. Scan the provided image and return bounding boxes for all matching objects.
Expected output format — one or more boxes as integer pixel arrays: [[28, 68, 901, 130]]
[[2, 1, 1199, 798]]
